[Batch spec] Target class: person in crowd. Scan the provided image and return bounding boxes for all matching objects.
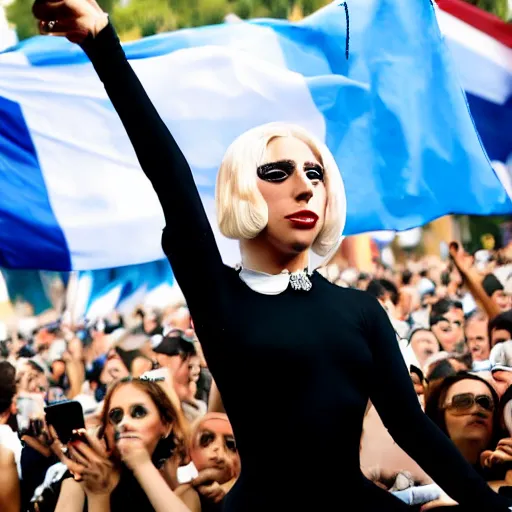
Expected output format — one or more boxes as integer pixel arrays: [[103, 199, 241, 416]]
[[490, 341, 512, 397], [142, 309, 164, 336], [55, 378, 189, 512], [480, 384, 512, 493], [425, 373, 501, 474], [489, 310, 512, 348], [0, 361, 22, 474], [483, 274, 512, 313], [420, 373, 506, 509], [0, 442, 20, 512], [366, 278, 410, 338], [425, 353, 471, 383], [465, 309, 491, 364], [30, 1, 512, 510], [176, 413, 240, 511], [429, 299, 465, 353], [408, 328, 441, 370], [153, 331, 207, 422]]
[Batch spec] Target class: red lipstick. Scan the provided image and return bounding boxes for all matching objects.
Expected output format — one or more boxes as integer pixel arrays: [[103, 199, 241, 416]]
[[285, 210, 319, 229]]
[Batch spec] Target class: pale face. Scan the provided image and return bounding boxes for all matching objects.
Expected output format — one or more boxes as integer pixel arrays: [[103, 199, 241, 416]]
[[191, 426, 240, 484], [256, 137, 327, 256], [492, 290, 512, 312], [432, 319, 459, 353], [465, 320, 490, 361], [105, 384, 169, 457], [410, 330, 440, 368], [443, 379, 494, 452]]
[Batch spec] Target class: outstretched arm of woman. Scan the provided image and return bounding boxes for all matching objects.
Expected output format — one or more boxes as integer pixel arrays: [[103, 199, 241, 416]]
[[364, 295, 511, 511], [33, 1, 227, 328]]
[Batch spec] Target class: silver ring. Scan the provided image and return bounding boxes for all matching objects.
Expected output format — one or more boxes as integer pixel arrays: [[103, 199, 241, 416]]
[[47, 20, 56, 32]]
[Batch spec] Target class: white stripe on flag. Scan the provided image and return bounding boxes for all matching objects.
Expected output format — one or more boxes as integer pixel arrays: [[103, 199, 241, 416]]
[[0, 46, 324, 270], [437, 9, 512, 105], [86, 283, 123, 321]]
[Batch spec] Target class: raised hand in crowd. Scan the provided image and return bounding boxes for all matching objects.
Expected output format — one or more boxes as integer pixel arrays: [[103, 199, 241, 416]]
[[192, 467, 236, 504], [32, 0, 108, 43], [449, 241, 502, 319], [57, 428, 119, 512], [482, 438, 512, 468]]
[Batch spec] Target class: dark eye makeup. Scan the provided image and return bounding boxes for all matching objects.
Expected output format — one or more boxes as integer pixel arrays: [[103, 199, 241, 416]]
[[224, 435, 237, 453], [257, 160, 324, 183], [108, 403, 149, 425], [257, 160, 295, 182], [304, 163, 324, 181], [198, 430, 238, 453], [199, 430, 215, 447]]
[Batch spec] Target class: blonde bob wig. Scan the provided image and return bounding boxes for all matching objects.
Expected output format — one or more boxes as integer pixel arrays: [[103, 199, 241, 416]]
[[215, 122, 347, 258]]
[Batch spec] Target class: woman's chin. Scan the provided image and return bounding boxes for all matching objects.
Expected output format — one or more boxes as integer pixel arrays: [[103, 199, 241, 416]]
[[290, 240, 312, 254]]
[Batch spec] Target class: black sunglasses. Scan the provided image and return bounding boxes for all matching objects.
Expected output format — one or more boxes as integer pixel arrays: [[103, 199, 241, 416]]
[[444, 392, 494, 413]]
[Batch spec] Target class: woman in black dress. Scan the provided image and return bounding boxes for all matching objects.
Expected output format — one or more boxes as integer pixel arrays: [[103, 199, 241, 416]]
[[33, 1, 512, 510]]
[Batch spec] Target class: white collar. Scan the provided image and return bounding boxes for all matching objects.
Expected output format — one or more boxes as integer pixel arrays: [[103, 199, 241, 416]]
[[238, 266, 312, 295]]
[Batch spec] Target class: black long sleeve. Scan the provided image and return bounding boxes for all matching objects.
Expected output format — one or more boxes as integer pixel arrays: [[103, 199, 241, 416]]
[[365, 296, 511, 511], [81, 25, 229, 335]]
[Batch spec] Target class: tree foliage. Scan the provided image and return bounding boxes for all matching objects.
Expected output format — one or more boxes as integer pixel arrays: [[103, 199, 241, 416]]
[[5, 0, 509, 43], [472, 0, 509, 20]]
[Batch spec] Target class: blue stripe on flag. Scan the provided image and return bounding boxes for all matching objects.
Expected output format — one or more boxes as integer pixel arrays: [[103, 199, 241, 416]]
[[0, 96, 71, 270], [467, 93, 512, 163], [303, 0, 512, 233]]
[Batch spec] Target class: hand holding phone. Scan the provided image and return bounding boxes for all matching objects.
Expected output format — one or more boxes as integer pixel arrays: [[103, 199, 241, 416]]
[[45, 400, 85, 445]]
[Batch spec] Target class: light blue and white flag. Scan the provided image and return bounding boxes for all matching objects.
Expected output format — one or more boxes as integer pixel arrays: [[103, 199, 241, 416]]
[[0, 0, 511, 271]]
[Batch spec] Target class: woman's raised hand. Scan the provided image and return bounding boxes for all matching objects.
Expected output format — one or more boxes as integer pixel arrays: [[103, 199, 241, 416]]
[[65, 429, 120, 497], [32, 0, 109, 43]]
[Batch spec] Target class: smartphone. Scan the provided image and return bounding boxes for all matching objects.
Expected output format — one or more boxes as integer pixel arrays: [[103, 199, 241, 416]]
[[45, 400, 85, 444]]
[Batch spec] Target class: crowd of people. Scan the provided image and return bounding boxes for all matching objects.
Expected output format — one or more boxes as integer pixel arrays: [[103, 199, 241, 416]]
[[0, 239, 511, 510]]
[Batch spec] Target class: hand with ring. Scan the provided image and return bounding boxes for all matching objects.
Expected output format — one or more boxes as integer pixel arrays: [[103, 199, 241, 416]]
[[32, 0, 109, 44]]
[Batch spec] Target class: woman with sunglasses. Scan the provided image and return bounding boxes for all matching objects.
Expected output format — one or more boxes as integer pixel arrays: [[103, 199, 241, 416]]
[[32, 0, 512, 510], [425, 373, 503, 478], [55, 378, 189, 512]]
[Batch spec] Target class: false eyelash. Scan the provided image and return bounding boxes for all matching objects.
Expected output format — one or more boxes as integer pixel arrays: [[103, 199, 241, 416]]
[[339, 2, 350, 60]]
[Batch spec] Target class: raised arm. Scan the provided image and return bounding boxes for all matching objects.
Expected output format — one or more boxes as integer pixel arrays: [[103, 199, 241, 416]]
[[363, 295, 511, 511], [33, 1, 227, 322]]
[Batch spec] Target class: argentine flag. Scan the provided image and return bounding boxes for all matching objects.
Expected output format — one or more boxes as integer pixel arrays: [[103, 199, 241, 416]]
[[0, 0, 510, 271]]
